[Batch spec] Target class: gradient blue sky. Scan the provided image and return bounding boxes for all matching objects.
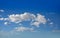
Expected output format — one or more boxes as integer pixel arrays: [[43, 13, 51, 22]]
[[0, 0, 60, 38]]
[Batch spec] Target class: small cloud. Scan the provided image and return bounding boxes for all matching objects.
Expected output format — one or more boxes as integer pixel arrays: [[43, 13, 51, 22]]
[[14, 26, 34, 32], [0, 12, 47, 27], [0, 18, 4, 20], [0, 18, 9, 21], [31, 14, 47, 27], [50, 22, 53, 25], [0, 10, 4, 12], [4, 22, 8, 25], [48, 18, 50, 21], [19, 23, 22, 26]]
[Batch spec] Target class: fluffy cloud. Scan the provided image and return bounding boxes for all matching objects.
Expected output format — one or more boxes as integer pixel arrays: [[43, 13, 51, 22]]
[[14, 27, 34, 32], [31, 14, 46, 27], [8, 12, 35, 23], [0, 12, 47, 27]]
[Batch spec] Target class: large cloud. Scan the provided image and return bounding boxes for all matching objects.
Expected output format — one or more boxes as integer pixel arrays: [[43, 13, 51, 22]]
[[8, 12, 35, 23], [0, 12, 47, 27]]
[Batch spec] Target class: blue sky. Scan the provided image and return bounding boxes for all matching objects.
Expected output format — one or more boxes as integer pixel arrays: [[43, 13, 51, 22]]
[[0, 0, 60, 38]]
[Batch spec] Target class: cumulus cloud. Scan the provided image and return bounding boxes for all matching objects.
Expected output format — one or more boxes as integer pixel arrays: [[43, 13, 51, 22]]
[[0, 12, 47, 27], [31, 14, 46, 27], [14, 26, 34, 32], [8, 12, 35, 23]]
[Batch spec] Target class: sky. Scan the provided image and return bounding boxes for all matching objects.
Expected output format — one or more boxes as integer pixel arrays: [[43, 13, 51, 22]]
[[0, 0, 60, 38]]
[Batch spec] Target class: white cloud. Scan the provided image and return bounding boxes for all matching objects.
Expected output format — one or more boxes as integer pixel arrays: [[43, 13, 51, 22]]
[[14, 26, 34, 32], [0, 18, 9, 21], [8, 12, 35, 23], [31, 14, 46, 27], [0, 12, 47, 27], [0, 10, 4, 12], [4, 22, 8, 25], [31, 22, 40, 27]]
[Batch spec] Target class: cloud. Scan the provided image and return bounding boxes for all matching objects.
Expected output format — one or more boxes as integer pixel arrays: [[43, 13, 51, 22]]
[[31, 14, 46, 27], [0, 12, 47, 27], [0, 18, 4, 20], [49, 22, 53, 25], [14, 26, 34, 32], [0, 18, 8, 21], [4, 22, 8, 25], [8, 12, 35, 23], [0, 10, 4, 12], [48, 18, 50, 21]]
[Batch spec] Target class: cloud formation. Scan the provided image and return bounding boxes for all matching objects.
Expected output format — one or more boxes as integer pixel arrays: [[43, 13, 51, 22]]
[[31, 14, 46, 27], [0, 12, 47, 27], [8, 12, 35, 23]]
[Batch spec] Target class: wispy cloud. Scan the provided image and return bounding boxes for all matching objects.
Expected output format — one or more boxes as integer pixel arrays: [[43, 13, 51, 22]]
[[14, 26, 34, 32]]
